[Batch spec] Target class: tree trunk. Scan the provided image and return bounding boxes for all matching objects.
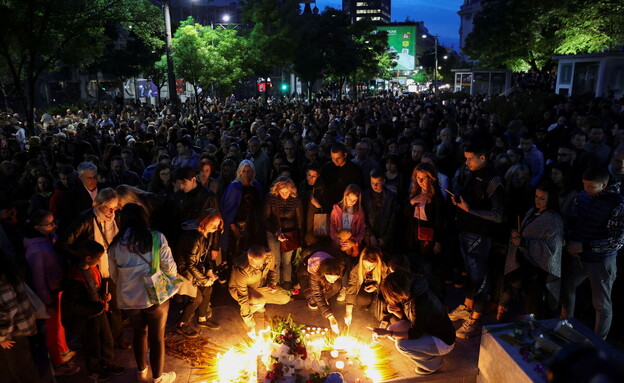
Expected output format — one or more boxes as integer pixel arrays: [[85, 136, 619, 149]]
[[194, 84, 200, 119], [26, 73, 36, 136]]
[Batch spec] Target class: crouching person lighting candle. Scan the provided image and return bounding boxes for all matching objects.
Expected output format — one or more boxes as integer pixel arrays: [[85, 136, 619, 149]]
[[372, 270, 455, 375]]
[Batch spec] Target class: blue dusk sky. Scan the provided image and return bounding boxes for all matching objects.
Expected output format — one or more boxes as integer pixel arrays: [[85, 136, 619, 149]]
[[317, 0, 464, 49]]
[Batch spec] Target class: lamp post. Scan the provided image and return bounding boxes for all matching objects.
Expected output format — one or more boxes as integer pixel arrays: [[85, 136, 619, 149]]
[[162, 0, 178, 112], [422, 34, 439, 93]]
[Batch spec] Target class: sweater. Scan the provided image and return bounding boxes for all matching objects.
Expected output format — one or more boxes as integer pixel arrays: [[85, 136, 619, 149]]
[[505, 209, 564, 304]]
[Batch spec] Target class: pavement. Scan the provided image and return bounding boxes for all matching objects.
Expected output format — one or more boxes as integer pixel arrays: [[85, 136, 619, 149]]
[[52, 283, 480, 383]]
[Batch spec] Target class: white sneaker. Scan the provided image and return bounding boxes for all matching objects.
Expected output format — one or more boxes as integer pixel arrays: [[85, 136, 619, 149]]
[[137, 367, 149, 382], [456, 318, 482, 339], [154, 371, 176, 383], [448, 304, 472, 322]]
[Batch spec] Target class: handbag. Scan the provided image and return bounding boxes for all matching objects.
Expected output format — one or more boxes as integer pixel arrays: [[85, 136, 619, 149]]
[[279, 230, 301, 253], [311, 186, 329, 237], [313, 213, 329, 236], [136, 232, 182, 305], [417, 220, 434, 246], [276, 199, 301, 253]]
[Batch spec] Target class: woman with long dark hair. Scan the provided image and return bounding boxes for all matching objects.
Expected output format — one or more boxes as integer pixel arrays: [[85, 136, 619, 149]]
[[408, 162, 445, 270], [373, 270, 455, 375], [498, 182, 564, 320], [108, 203, 178, 383]]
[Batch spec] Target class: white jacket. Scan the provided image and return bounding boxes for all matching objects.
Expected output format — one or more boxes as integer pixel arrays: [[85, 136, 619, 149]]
[[108, 231, 178, 309]]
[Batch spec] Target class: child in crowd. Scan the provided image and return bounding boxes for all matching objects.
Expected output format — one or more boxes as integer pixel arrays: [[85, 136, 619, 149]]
[[62, 240, 125, 381]]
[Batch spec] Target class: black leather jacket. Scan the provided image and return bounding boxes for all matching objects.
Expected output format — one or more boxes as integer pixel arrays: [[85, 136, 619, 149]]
[[174, 229, 219, 285]]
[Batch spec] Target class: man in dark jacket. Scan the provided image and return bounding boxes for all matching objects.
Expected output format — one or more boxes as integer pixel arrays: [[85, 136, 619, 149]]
[[170, 166, 218, 245], [59, 161, 105, 232], [320, 143, 364, 210], [228, 245, 289, 332], [561, 166, 624, 339], [362, 169, 397, 252], [449, 141, 505, 339]]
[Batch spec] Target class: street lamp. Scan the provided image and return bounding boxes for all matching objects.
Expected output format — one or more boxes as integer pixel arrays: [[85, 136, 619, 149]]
[[222, 14, 230, 22], [422, 34, 439, 93], [161, 0, 178, 111]]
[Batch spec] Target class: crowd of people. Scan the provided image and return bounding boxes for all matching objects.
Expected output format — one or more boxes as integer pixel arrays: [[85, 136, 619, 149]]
[[1, 89, 624, 382]]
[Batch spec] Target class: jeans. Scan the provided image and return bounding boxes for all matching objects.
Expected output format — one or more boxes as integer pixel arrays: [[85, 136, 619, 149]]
[[561, 255, 617, 339], [390, 320, 453, 372], [126, 299, 170, 378], [80, 313, 115, 373], [459, 232, 492, 314], [180, 285, 213, 323], [267, 231, 294, 283]]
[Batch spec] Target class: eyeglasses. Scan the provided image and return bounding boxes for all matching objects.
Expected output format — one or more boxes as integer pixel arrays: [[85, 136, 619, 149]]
[[38, 220, 57, 227], [557, 152, 572, 157]]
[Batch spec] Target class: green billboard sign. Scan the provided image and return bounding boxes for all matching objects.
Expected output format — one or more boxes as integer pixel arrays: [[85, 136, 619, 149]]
[[377, 25, 416, 71]]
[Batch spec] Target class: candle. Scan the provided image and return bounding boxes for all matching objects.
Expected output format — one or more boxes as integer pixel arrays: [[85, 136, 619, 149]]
[[336, 361, 345, 369], [330, 350, 339, 358]]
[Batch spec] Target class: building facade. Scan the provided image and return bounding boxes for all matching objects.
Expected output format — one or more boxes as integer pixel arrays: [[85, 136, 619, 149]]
[[342, 0, 391, 24], [457, 0, 482, 58]]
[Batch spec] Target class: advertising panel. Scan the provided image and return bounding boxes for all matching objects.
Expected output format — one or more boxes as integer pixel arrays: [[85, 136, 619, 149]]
[[377, 25, 416, 71]]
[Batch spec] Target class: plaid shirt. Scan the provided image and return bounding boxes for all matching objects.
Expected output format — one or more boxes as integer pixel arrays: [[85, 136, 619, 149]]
[[0, 278, 37, 342]]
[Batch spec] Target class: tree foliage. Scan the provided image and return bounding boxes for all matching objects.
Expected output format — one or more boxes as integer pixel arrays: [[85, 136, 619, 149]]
[[0, 0, 162, 128], [171, 18, 249, 110], [465, 0, 624, 73], [241, 0, 299, 79]]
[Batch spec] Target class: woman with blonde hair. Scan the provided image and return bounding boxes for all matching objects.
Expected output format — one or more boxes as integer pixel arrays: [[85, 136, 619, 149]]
[[220, 160, 264, 261], [344, 247, 390, 326], [330, 183, 366, 301], [329, 184, 365, 246], [263, 176, 303, 289]]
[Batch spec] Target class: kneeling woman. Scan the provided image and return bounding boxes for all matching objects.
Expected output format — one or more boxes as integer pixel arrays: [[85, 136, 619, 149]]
[[344, 247, 389, 326], [373, 270, 455, 375]]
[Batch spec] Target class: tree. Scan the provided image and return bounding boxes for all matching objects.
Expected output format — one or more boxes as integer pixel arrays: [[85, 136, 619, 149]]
[[352, 23, 395, 89], [465, 0, 624, 73], [292, 12, 323, 99], [171, 18, 249, 116], [319, 8, 361, 99], [0, 0, 162, 131], [464, 0, 560, 72], [554, 0, 624, 54], [242, 0, 299, 97]]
